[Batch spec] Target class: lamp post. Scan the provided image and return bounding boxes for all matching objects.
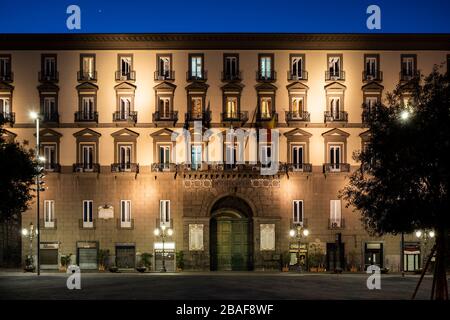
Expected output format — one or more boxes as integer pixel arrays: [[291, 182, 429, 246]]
[[415, 229, 435, 271], [154, 225, 173, 272], [21, 222, 38, 272], [289, 225, 309, 272]]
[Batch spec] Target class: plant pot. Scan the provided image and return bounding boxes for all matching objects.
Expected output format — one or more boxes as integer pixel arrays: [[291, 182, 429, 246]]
[[282, 266, 289, 272], [318, 267, 326, 272], [24, 265, 35, 272], [176, 267, 183, 272], [136, 266, 147, 273], [350, 266, 358, 272], [98, 265, 106, 272], [310, 267, 318, 272], [109, 266, 119, 273]]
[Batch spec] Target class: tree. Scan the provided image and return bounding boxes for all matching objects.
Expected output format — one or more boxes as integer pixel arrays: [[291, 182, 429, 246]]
[[0, 118, 37, 266], [341, 66, 449, 300]]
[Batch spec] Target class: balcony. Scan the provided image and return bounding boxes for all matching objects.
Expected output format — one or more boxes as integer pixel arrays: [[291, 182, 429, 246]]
[[111, 163, 139, 173], [73, 163, 100, 173], [186, 70, 207, 81], [256, 112, 278, 123], [42, 112, 59, 123], [287, 70, 308, 81], [325, 70, 345, 81], [152, 111, 178, 126], [221, 71, 242, 82], [256, 70, 276, 82], [40, 219, 57, 229], [323, 163, 350, 173], [113, 111, 138, 123], [79, 219, 96, 229], [74, 111, 98, 122], [154, 70, 175, 81], [221, 111, 248, 125], [328, 218, 345, 230], [324, 111, 348, 122], [0, 112, 15, 124], [400, 70, 420, 82], [151, 163, 177, 172], [0, 72, 13, 82], [38, 71, 59, 82], [77, 71, 97, 82], [290, 218, 308, 229], [185, 111, 211, 123], [285, 111, 310, 125], [115, 70, 136, 82], [362, 70, 383, 82], [284, 163, 312, 173], [43, 163, 61, 172], [117, 218, 134, 229]]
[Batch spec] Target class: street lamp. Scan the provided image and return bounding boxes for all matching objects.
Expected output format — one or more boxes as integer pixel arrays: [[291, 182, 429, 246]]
[[21, 222, 38, 272], [415, 229, 435, 271], [289, 225, 309, 271], [154, 225, 173, 272], [400, 110, 410, 121]]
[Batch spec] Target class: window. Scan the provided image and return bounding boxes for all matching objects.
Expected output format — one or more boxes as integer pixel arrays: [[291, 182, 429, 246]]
[[43, 144, 57, 171], [329, 145, 342, 171], [225, 97, 237, 117], [260, 97, 272, 118], [82, 200, 93, 228], [328, 56, 341, 76], [158, 97, 171, 119], [44, 200, 55, 228], [81, 97, 95, 119], [42, 97, 56, 120], [290, 55, 304, 79], [291, 97, 304, 117], [365, 96, 378, 113], [160, 200, 170, 227], [119, 97, 132, 118], [259, 55, 273, 79], [120, 200, 132, 228], [190, 55, 203, 79], [120, 56, 132, 76], [260, 144, 272, 168], [118, 145, 132, 171], [43, 55, 56, 78], [330, 97, 341, 118], [191, 145, 202, 170], [81, 55, 95, 80], [0, 55, 11, 80], [401, 56, 415, 76], [365, 56, 377, 78], [0, 97, 10, 114], [81, 144, 95, 171], [293, 200, 303, 224], [191, 97, 203, 117], [330, 200, 342, 228], [157, 55, 172, 78], [291, 145, 304, 170], [159, 145, 171, 170], [224, 54, 238, 79]]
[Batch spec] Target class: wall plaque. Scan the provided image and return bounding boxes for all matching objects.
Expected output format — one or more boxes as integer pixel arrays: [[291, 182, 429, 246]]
[[98, 205, 114, 219], [189, 224, 204, 251], [260, 224, 275, 251]]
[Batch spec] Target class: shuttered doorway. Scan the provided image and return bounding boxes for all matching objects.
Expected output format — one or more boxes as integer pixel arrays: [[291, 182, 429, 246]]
[[116, 245, 136, 269], [78, 248, 98, 270]]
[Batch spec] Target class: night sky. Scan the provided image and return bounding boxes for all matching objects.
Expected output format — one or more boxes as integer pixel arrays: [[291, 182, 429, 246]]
[[1, 0, 449, 33]]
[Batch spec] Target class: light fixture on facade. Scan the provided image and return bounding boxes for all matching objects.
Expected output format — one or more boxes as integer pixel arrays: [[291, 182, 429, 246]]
[[415, 230, 422, 238], [400, 110, 410, 121]]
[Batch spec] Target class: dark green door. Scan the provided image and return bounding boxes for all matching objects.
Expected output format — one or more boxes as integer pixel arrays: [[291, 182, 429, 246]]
[[214, 218, 249, 271]]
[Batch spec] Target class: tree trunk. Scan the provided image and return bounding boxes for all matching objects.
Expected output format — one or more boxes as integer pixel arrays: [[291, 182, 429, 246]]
[[432, 227, 448, 300]]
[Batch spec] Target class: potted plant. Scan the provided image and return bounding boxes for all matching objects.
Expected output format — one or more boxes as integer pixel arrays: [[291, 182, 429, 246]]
[[348, 250, 358, 272], [281, 251, 290, 272], [109, 265, 119, 273], [59, 254, 72, 272], [136, 252, 152, 272], [24, 255, 35, 272], [176, 251, 184, 272], [98, 249, 110, 271]]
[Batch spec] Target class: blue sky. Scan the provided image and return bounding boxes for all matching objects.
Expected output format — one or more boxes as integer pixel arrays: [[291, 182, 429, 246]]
[[1, 0, 449, 33]]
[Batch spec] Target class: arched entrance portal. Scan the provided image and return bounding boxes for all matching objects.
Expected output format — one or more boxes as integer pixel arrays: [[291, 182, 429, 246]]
[[210, 196, 253, 271]]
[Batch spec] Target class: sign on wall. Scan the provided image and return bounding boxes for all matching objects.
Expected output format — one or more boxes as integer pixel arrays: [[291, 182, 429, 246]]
[[189, 224, 204, 251], [260, 224, 275, 251], [98, 205, 114, 219]]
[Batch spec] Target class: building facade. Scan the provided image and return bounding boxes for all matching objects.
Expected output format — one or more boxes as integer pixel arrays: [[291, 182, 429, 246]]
[[1, 34, 449, 272]]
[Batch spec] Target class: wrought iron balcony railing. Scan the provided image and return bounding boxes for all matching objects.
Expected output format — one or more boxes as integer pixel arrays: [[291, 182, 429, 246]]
[[362, 70, 383, 82], [151, 163, 177, 172], [323, 163, 350, 173], [221, 71, 242, 81], [115, 70, 136, 81], [0, 112, 15, 124], [42, 112, 59, 123], [0, 72, 13, 82], [154, 70, 175, 81], [74, 111, 98, 122], [256, 70, 276, 82], [325, 70, 345, 81], [113, 111, 138, 123], [256, 112, 278, 122], [185, 111, 211, 123], [400, 70, 420, 81], [287, 70, 308, 81], [328, 218, 345, 229], [284, 163, 313, 172], [38, 71, 59, 82], [285, 111, 310, 123], [186, 70, 207, 81], [324, 111, 348, 122], [111, 163, 139, 173], [43, 163, 61, 172], [77, 71, 97, 82], [152, 111, 178, 123], [73, 163, 100, 173], [221, 111, 248, 123]]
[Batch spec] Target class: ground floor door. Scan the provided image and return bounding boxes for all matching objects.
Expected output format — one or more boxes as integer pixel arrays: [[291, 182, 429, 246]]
[[116, 245, 135, 269], [326, 243, 345, 271], [364, 242, 383, 270], [154, 250, 175, 272], [78, 248, 98, 270], [39, 249, 58, 269], [210, 214, 252, 271]]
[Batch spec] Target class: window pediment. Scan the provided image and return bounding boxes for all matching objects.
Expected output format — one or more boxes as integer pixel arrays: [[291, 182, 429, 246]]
[[362, 81, 384, 93], [284, 128, 312, 138], [322, 128, 350, 143], [255, 82, 277, 93], [0, 82, 14, 93], [36, 128, 62, 143], [324, 81, 346, 92], [2, 129, 17, 143], [151, 128, 178, 142], [185, 81, 209, 93], [111, 128, 139, 138], [114, 81, 136, 93], [76, 82, 99, 92], [286, 82, 309, 92], [154, 81, 177, 93], [37, 83, 59, 93], [73, 128, 101, 138], [221, 82, 244, 94]]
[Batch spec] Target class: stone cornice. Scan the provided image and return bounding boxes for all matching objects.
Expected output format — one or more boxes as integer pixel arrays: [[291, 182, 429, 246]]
[[1, 33, 449, 50]]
